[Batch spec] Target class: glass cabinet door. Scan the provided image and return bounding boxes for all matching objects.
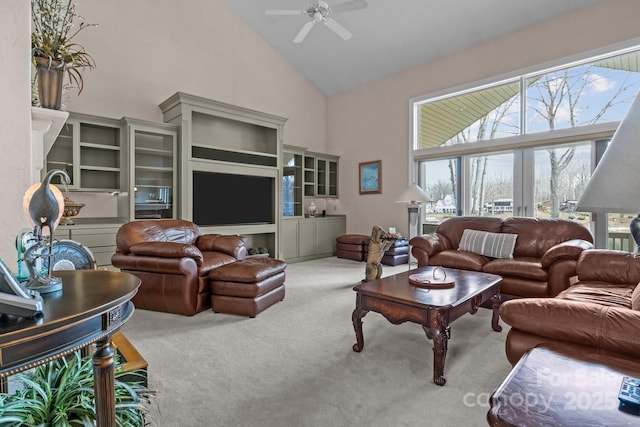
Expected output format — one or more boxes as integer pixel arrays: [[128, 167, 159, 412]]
[[282, 151, 303, 216], [126, 119, 178, 220]]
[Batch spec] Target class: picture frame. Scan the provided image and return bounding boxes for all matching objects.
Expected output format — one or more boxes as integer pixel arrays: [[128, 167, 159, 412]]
[[359, 160, 382, 194]]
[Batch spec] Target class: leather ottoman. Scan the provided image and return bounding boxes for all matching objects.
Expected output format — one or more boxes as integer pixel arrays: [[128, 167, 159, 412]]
[[336, 234, 369, 261], [364, 239, 409, 265], [209, 257, 286, 318]]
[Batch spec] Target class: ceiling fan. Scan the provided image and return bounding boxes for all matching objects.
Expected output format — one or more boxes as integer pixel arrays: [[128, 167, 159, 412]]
[[266, 0, 367, 43]]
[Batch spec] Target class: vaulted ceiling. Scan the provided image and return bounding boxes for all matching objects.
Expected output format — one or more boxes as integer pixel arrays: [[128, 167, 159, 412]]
[[224, 0, 603, 96]]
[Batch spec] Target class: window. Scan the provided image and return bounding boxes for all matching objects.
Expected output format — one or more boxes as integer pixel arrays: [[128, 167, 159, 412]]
[[412, 45, 640, 247], [414, 47, 640, 148], [419, 158, 459, 221], [468, 152, 513, 217]]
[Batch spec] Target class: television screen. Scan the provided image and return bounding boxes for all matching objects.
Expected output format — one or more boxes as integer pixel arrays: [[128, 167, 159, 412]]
[[192, 171, 274, 226]]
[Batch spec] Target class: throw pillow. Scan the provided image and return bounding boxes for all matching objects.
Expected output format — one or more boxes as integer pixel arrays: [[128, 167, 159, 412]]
[[632, 283, 640, 311], [458, 229, 517, 259]]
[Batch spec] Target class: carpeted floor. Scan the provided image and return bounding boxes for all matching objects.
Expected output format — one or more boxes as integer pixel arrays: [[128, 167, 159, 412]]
[[122, 257, 513, 427]]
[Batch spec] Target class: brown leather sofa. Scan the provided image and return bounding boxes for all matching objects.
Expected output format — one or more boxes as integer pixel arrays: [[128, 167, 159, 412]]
[[111, 219, 247, 316], [409, 216, 594, 300], [500, 249, 640, 365]]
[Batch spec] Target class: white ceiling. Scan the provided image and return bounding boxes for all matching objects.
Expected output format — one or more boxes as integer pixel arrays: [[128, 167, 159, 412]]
[[224, 0, 603, 96]]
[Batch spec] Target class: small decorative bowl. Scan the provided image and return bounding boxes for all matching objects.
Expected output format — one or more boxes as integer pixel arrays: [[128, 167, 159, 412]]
[[61, 196, 85, 225]]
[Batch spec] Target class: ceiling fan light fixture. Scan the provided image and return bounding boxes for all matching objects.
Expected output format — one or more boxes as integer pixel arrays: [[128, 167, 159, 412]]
[[266, 0, 367, 43]]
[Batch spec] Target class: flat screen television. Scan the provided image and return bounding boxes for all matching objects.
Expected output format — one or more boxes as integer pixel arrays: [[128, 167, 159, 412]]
[[192, 171, 274, 226]]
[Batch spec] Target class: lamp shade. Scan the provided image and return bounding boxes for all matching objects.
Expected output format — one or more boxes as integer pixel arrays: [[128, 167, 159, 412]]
[[396, 184, 432, 204], [577, 90, 640, 213]]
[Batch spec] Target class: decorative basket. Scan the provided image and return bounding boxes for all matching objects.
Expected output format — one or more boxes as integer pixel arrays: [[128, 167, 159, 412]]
[[61, 196, 85, 225]]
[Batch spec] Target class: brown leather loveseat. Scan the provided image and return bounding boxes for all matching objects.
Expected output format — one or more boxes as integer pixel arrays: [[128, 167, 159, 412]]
[[111, 219, 247, 316], [409, 216, 593, 301], [500, 249, 640, 365]]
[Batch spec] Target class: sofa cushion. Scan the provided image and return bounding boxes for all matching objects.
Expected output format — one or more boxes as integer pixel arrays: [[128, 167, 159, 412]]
[[577, 249, 640, 285], [336, 234, 369, 245], [458, 229, 517, 259], [430, 250, 488, 271], [128, 242, 204, 264], [501, 217, 593, 258], [483, 257, 547, 281], [435, 216, 503, 248], [500, 298, 640, 358], [633, 284, 640, 311], [557, 283, 635, 309]]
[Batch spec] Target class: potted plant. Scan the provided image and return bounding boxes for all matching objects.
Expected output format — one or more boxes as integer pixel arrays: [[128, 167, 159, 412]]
[[0, 350, 152, 426], [31, 0, 96, 110]]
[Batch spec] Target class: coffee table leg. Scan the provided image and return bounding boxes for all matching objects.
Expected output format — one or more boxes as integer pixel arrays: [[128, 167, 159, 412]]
[[425, 310, 450, 386], [491, 293, 502, 332], [352, 307, 368, 352]]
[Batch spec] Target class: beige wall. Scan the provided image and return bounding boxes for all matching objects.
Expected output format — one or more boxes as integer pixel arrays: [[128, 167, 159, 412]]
[[1, 1, 32, 264], [327, 0, 640, 237], [4, 0, 640, 265]]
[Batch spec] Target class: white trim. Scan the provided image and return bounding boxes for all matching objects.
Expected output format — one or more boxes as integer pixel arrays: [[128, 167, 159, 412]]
[[413, 122, 617, 161]]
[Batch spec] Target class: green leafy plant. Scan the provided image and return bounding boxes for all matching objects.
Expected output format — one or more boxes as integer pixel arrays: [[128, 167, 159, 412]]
[[0, 351, 152, 426], [31, 0, 96, 94]]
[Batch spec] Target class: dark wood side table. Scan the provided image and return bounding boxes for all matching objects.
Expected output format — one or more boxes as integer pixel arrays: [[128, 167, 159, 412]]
[[0, 270, 140, 427], [487, 344, 640, 426]]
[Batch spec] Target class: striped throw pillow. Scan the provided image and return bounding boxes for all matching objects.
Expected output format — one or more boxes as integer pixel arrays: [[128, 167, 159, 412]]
[[458, 229, 517, 259]]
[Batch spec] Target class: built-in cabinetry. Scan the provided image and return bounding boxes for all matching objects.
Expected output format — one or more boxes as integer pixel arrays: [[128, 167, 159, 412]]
[[301, 151, 339, 198], [122, 117, 178, 220], [45, 112, 124, 191], [160, 92, 287, 258], [57, 222, 121, 269], [281, 216, 346, 263]]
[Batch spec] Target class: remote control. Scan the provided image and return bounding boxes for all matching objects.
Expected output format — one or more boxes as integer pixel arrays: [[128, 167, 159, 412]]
[[619, 376, 640, 415]]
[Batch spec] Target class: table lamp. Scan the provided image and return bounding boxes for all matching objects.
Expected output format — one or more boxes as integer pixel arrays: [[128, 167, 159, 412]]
[[396, 184, 432, 243], [577, 90, 640, 251]]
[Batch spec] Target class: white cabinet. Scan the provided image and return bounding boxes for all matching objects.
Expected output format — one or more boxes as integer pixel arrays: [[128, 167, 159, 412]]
[[58, 223, 121, 268], [123, 117, 178, 220], [315, 154, 339, 198], [45, 113, 124, 191], [302, 152, 339, 198], [281, 216, 346, 263]]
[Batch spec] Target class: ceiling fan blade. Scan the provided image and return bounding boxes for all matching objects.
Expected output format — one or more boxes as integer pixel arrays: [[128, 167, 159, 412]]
[[293, 20, 315, 43], [265, 9, 305, 16], [330, 0, 367, 14], [324, 17, 352, 40]]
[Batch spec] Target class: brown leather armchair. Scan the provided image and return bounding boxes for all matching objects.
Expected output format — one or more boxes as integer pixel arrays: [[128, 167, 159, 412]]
[[111, 219, 247, 316], [500, 249, 640, 365], [409, 216, 594, 301]]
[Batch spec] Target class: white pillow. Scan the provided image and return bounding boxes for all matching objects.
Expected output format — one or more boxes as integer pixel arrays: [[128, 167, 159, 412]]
[[458, 229, 517, 259]]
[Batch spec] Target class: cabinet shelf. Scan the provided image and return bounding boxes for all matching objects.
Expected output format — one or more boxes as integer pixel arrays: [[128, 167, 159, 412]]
[[135, 165, 173, 172], [135, 147, 172, 156], [135, 184, 172, 189], [80, 142, 121, 151], [80, 165, 120, 172]]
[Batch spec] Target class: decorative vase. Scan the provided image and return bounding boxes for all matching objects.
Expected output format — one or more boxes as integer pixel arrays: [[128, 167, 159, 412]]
[[34, 56, 65, 110]]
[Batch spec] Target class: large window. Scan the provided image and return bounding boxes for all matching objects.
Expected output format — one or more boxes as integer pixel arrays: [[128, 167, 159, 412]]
[[414, 47, 640, 149], [412, 45, 640, 247]]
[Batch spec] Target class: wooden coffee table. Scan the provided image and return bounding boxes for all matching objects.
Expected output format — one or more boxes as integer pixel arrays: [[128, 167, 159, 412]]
[[352, 266, 502, 386]]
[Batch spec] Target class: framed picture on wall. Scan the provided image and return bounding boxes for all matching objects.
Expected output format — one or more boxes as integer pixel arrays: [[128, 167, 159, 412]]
[[359, 160, 382, 194]]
